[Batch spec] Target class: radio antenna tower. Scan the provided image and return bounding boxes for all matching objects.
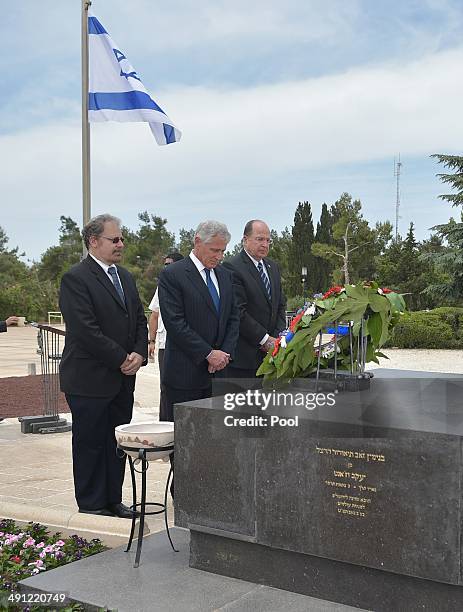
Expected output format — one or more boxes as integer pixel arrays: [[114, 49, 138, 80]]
[[394, 154, 402, 241]]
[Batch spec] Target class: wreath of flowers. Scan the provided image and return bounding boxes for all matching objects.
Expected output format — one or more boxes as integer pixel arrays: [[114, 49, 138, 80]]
[[257, 282, 406, 383]]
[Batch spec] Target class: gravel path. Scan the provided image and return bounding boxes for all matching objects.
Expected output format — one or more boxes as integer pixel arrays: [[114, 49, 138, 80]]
[[0, 375, 69, 418], [369, 349, 463, 374]]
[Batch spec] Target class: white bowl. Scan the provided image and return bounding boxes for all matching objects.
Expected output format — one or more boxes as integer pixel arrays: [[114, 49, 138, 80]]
[[115, 422, 174, 461]]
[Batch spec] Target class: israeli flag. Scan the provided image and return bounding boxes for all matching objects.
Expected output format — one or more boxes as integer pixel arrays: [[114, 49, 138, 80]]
[[88, 13, 181, 145]]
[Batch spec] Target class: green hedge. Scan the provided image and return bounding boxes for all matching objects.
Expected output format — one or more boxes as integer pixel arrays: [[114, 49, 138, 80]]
[[286, 295, 305, 312], [386, 307, 463, 349]]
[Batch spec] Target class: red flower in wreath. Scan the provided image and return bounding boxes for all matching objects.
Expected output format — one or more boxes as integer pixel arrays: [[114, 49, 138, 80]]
[[381, 287, 392, 294], [272, 337, 281, 357], [322, 285, 344, 300], [10, 555, 21, 563], [289, 312, 303, 332]]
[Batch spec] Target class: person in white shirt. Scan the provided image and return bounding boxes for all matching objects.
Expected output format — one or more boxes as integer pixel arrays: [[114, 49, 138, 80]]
[[148, 252, 184, 420]]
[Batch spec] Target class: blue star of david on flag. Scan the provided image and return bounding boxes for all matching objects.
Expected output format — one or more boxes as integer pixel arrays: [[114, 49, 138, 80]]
[[88, 13, 182, 145]]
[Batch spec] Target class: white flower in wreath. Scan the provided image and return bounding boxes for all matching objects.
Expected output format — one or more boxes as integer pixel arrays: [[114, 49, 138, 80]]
[[321, 343, 341, 358], [304, 303, 316, 315]]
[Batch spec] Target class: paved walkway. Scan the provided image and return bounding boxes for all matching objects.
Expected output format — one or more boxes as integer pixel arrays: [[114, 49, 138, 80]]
[[0, 326, 462, 546], [0, 326, 168, 546]]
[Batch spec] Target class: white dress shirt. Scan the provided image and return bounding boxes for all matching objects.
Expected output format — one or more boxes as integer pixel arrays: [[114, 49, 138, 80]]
[[189, 251, 220, 295], [148, 288, 166, 349], [89, 253, 125, 298]]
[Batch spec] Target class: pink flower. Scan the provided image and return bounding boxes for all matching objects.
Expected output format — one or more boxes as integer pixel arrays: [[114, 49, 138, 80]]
[[29, 560, 46, 573]]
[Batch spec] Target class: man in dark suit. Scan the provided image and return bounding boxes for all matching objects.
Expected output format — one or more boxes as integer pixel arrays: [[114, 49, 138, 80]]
[[222, 219, 286, 378], [158, 220, 240, 418], [59, 214, 148, 518]]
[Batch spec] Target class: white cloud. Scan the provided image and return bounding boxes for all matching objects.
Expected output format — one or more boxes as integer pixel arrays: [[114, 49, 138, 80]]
[[1, 45, 462, 257], [90, 45, 463, 180], [102, 0, 362, 50]]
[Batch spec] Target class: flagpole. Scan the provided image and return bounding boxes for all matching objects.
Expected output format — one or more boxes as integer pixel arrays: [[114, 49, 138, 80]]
[[81, 0, 91, 247]]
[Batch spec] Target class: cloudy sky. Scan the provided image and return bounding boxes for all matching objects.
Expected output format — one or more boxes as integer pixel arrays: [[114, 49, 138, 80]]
[[2, 0, 462, 261]]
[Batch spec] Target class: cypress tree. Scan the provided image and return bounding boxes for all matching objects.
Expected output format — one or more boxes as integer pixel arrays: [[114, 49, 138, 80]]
[[313, 203, 333, 292], [288, 201, 315, 297]]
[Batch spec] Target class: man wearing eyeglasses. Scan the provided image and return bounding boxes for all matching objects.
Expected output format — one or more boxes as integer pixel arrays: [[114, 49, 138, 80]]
[[222, 219, 286, 379], [59, 214, 148, 519]]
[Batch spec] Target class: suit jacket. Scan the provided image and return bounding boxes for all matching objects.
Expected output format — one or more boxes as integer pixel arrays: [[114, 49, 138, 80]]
[[158, 257, 240, 390], [223, 250, 286, 370], [59, 256, 148, 397]]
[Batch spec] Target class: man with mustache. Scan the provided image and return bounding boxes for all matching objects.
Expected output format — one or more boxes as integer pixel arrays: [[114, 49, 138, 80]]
[[59, 214, 147, 518]]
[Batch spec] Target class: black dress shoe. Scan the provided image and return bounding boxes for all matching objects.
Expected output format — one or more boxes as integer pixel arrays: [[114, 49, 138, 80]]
[[78, 507, 115, 517], [107, 503, 138, 519]]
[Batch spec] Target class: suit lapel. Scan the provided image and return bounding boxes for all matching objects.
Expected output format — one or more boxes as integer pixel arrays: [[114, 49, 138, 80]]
[[185, 258, 218, 317], [85, 257, 127, 311], [215, 265, 229, 323], [241, 250, 271, 305], [117, 267, 132, 317]]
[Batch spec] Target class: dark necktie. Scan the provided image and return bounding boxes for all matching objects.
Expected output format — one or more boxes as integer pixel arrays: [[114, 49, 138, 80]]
[[204, 268, 220, 313], [257, 261, 271, 299], [108, 266, 125, 305]]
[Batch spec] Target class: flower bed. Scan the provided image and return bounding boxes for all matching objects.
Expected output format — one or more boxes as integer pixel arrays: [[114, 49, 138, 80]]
[[257, 282, 406, 383], [0, 518, 106, 611]]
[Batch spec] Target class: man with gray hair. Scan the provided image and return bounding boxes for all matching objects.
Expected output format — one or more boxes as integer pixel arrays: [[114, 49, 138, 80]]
[[59, 214, 148, 518], [158, 220, 239, 420]]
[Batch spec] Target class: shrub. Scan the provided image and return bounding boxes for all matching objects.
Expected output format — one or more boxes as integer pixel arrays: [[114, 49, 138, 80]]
[[0, 518, 106, 611], [286, 295, 306, 312], [386, 308, 463, 349]]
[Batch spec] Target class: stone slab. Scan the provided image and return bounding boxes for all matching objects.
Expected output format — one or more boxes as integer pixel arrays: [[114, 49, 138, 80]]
[[175, 370, 463, 601], [175, 402, 256, 535], [20, 529, 361, 612], [256, 426, 461, 583], [219, 585, 361, 611], [190, 530, 463, 612]]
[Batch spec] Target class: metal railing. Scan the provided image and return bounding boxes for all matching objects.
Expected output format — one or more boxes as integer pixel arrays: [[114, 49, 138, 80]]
[[36, 324, 65, 418], [47, 311, 63, 325], [285, 311, 297, 328]]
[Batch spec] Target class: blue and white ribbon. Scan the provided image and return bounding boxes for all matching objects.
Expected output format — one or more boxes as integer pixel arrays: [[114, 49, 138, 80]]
[[88, 13, 181, 145]]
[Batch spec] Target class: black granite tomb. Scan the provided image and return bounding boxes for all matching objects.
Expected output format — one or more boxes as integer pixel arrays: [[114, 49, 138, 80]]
[[174, 369, 463, 611]]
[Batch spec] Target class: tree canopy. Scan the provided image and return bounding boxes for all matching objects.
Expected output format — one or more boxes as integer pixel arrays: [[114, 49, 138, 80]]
[[2, 166, 462, 321]]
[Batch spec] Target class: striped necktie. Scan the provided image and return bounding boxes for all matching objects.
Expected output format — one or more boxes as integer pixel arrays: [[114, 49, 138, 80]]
[[257, 261, 271, 299], [204, 268, 220, 313], [108, 266, 125, 305]]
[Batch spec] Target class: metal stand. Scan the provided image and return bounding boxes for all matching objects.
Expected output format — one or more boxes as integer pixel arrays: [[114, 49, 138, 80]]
[[117, 443, 177, 568], [20, 324, 71, 434]]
